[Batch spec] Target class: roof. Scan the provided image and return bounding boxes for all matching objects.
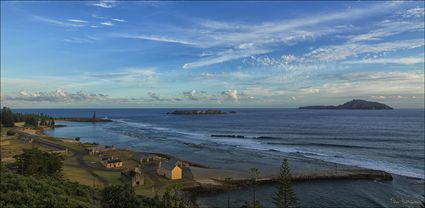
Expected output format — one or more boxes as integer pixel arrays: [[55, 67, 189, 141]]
[[162, 159, 180, 171], [106, 159, 122, 163], [87, 145, 106, 151], [122, 168, 143, 178], [132, 152, 152, 160]]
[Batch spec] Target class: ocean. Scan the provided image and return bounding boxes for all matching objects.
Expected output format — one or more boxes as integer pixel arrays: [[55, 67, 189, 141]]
[[15, 108, 425, 207]]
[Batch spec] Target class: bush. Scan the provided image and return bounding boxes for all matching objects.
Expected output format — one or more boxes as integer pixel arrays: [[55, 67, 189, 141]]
[[6, 129, 16, 136], [7, 148, 63, 178], [101, 184, 140, 208], [0, 169, 100, 208]]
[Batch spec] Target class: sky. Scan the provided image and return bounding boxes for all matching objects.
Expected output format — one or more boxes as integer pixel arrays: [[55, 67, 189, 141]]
[[1, 1, 424, 108]]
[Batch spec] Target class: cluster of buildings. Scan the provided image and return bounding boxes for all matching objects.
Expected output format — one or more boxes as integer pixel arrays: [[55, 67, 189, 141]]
[[100, 156, 123, 168], [85, 145, 191, 187]]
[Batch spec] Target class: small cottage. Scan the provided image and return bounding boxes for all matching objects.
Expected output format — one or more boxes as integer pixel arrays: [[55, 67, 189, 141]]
[[121, 167, 144, 186], [157, 158, 183, 180], [132, 152, 155, 164], [100, 156, 123, 168], [86, 145, 113, 155]]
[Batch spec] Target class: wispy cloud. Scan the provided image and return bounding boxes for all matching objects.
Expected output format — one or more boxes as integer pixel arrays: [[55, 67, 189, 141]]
[[114, 2, 401, 69], [111, 18, 126, 22], [33, 15, 86, 27], [91, 0, 116, 8], [344, 57, 424, 65], [67, 19, 88, 23], [305, 39, 424, 62], [89, 68, 156, 83], [183, 48, 270, 69], [401, 7, 424, 18], [100, 21, 114, 26], [3, 89, 108, 103], [221, 90, 239, 101], [114, 34, 195, 46]]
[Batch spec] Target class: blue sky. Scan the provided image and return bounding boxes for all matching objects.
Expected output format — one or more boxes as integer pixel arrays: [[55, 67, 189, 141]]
[[1, 1, 424, 108]]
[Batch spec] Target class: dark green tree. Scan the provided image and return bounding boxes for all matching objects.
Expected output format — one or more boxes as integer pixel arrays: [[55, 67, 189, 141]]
[[24, 116, 38, 127], [224, 177, 232, 208], [162, 190, 173, 208], [101, 184, 139, 208], [1, 107, 15, 127], [249, 167, 260, 208], [0, 169, 100, 208], [8, 148, 62, 178], [273, 159, 298, 208]]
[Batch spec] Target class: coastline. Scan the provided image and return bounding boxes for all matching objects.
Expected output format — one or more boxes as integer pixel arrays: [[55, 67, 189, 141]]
[[38, 121, 410, 182], [4, 118, 424, 207]]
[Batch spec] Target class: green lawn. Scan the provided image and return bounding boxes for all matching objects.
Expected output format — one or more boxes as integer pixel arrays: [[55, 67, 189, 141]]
[[62, 165, 103, 187], [134, 172, 200, 198], [93, 170, 123, 185]]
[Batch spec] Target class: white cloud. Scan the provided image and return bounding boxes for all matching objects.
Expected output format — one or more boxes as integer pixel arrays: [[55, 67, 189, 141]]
[[67, 19, 88, 23], [111, 18, 126, 22], [221, 90, 239, 101], [100, 21, 114, 26], [114, 2, 399, 69], [183, 90, 198, 100], [344, 57, 424, 65], [148, 92, 163, 101], [89, 68, 156, 83], [2, 89, 108, 103], [91, 0, 116, 8], [349, 19, 424, 42], [33, 15, 86, 27], [401, 7, 424, 18], [114, 34, 195, 46], [305, 39, 424, 62], [183, 48, 270, 69], [318, 71, 424, 96]]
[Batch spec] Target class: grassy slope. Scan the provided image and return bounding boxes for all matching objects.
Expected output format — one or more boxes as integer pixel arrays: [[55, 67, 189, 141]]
[[0, 169, 101, 208], [1, 125, 200, 199]]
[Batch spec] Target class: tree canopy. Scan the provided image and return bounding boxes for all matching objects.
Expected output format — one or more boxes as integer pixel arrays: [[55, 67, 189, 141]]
[[8, 148, 63, 178], [0, 169, 100, 208], [273, 159, 298, 208], [101, 184, 140, 208]]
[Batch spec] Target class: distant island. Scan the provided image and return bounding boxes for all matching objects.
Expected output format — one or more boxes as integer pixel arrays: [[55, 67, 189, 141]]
[[169, 109, 227, 115], [299, 99, 393, 110]]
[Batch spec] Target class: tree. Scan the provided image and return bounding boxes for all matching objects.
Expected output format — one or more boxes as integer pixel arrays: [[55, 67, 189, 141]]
[[0, 169, 100, 208], [101, 184, 139, 208], [24, 116, 38, 127], [1, 107, 15, 127], [8, 148, 62, 178], [224, 177, 232, 208], [51, 119, 55, 127], [249, 168, 260, 208], [273, 159, 298, 208]]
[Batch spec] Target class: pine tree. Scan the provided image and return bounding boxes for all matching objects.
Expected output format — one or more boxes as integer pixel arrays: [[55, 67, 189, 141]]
[[249, 167, 260, 208], [1, 107, 15, 127], [273, 159, 298, 208]]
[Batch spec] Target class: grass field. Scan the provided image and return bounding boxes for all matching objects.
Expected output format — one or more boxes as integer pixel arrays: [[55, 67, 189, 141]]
[[62, 165, 103, 187], [1, 124, 201, 199]]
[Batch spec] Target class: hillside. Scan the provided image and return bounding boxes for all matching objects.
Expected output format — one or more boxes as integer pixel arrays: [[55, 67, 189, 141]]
[[299, 99, 393, 110]]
